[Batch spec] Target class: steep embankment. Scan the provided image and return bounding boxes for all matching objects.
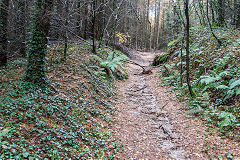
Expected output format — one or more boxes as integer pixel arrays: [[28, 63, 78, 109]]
[[0, 42, 122, 159], [113, 51, 240, 159]]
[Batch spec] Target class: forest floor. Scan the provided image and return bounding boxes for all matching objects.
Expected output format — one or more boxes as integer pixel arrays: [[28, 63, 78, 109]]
[[112, 51, 240, 160]]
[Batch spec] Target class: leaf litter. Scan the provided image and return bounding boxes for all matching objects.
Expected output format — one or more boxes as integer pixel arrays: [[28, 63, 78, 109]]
[[113, 51, 240, 160]]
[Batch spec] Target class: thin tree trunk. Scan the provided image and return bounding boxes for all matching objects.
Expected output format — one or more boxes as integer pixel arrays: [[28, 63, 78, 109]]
[[206, 0, 222, 46], [193, 0, 203, 25], [156, 0, 161, 50], [98, 0, 106, 48], [237, 1, 240, 28], [153, 0, 157, 49], [123, 1, 127, 33], [217, 0, 225, 26], [184, 0, 194, 97], [64, 0, 69, 60], [141, 16, 145, 50], [76, 1, 81, 37], [210, 1, 215, 24], [0, 0, 10, 66], [112, 0, 117, 50], [18, 0, 27, 57], [180, 37, 184, 87], [84, 2, 89, 39], [197, 0, 206, 25], [92, 0, 97, 54], [147, 0, 150, 50], [135, 22, 138, 50], [149, 23, 152, 51]]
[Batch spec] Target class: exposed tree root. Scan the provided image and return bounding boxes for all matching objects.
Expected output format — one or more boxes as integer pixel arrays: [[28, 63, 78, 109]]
[[127, 60, 153, 74]]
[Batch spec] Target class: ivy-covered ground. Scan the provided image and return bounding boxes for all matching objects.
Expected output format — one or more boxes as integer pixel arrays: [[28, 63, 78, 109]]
[[157, 27, 240, 141], [0, 41, 127, 159]]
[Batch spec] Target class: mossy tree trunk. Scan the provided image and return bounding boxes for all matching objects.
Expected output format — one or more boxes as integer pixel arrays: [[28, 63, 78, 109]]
[[0, 0, 10, 66], [25, 0, 54, 85]]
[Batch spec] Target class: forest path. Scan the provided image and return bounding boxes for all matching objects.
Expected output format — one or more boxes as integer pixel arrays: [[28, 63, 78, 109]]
[[112, 51, 240, 160], [113, 51, 187, 159]]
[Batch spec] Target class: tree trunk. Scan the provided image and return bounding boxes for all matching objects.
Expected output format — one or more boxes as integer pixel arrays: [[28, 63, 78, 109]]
[[98, 0, 106, 48], [92, 0, 97, 54], [18, 0, 27, 57], [26, 0, 54, 85], [149, 23, 152, 51], [0, 0, 10, 66], [210, 0, 215, 24], [64, 0, 69, 60], [135, 22, 139, 50], [217, 0, 225, 26], [237, 1, 240, 28], [193, 0, 203, 25], [156, 0, 161, 50], [180, 37, 184, 87], [197, 0, 206, 26], [112, 0, 117, 50], [123, 1, 127, 33], [146, 0, 150, 50], [84, 2, 90, 39], [207, 0, 222, 46], [184, 0, 194, 97], [76, 2, 82, 37], [100, 0, 105, 41]]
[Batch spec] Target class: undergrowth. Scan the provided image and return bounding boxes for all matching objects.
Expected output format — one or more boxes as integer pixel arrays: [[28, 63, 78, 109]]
[[0, 41, 127, 159], [158, 27, 240, 140]]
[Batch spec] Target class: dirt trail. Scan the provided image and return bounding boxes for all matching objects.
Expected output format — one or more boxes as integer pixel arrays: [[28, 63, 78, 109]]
[[113, 52, 240, 160]]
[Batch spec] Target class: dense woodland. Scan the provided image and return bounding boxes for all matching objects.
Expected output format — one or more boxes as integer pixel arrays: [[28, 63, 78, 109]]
[[0, 0, 240, 159]]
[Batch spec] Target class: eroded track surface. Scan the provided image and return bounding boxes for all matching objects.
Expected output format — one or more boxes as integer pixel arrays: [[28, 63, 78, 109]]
[[114, 52, 186, 159], [113, 52, 240, 160]]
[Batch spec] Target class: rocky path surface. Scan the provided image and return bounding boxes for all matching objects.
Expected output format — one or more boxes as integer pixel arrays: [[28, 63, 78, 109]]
[[113, 52, 240, 160]]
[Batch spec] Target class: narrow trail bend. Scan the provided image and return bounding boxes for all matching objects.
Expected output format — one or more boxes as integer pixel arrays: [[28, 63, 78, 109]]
[[112, 52, 240, 160]]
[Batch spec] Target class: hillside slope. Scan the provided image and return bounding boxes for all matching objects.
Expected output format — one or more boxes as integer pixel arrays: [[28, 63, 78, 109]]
[[0, 41, 126, 159], [156, 27, 240, 143]]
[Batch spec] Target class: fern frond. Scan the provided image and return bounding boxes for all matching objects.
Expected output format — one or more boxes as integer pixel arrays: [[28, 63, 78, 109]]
[[219, 70, 231, 77], [200, 76, 220, 84], [107, 52, 114, 61], [235, 88, 240, 96], [91, 55, 103, 62], [216, 85, 229, 90], [229, 79, 240, 89]]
